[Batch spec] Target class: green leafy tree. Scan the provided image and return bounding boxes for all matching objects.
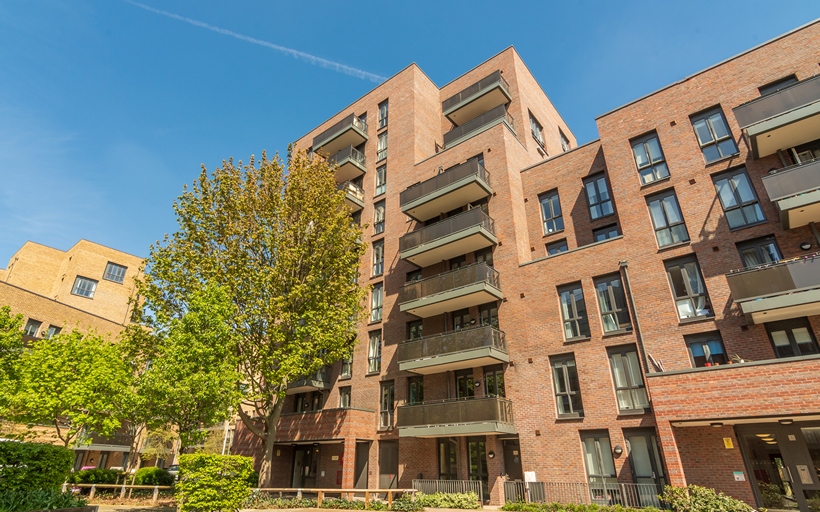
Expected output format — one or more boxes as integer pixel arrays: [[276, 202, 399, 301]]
[[137, 149, 366, 486], [7, 330, 130, 447], [0, 306, 24, 417]]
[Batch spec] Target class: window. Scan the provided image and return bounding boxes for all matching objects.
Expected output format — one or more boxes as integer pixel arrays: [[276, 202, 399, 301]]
[[103, 262, 127, 284], [377, 132, 388, 161], [339, 386, 351, 408], [759, 75, 797, 96], [374, 201, 385, 234], [407, 269, 422, 282], [475, 247, 493, 267], [558, 283, 590, 340], [452, 308, 471, 331], [581, 432, 617, 485], [484, 364, 505, 397], [539, 191, 564, 234], [438, 438, 459, 480], [380, 381, 394, 428], [449, 255, 467, 271], [530, 113, 545, 148], [594, 275, 631, 333], [24, 319, 42, 337], [560, 129, 570, 152], [368, 331, 382, 373], [608, 346, 649, 412], [547, 239, 568, 255], [370, 283, 383, 322], [713, 168, 765, 229], [375, 165, 386, 196], [407, 320, 423, 340], [378, 100, 389, 129], [352, 210, 362, 226], [691, 107, 738, 163], [372, 240, 384, 276], [479, 302, 498, 328], [408, 376, 424, 405], [685, 332, 728, 367], [584, 174, 614, 220], [551, 355, 583, 417], [665, 257, 713, 320], [295, 391, 324, 413], [593, 224, 620, 242], [341, 355, 353, 378], [46, 326, 61, 339], [631, 132, 670, 185], [737, 236, 781, 268], [647, 190, 689, 247], [455, 369, 474, 399], [71, 276, 98, 298], [766, 318, 819, 358]]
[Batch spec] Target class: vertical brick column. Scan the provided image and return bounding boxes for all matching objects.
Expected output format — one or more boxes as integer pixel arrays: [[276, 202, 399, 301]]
[[342, 438, 357, 489], [656, 420, 686, 487], [486, 435, 505, 505]]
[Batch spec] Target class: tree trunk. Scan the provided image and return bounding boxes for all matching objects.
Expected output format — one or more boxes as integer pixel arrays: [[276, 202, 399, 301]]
[[257, 399, 285, 488]]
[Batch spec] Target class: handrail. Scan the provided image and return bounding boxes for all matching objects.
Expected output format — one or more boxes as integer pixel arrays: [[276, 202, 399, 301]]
[[727, 251, 820, 275], [398, 325, 506, 363], [400, 158, 490, 207], [443, 105, 515, 146], [314, 114, 368, 150], [398, 262, 500, 304], [442, 70, 510, 112], [62, 483, 172, 504], [399, 208, 495, 253]]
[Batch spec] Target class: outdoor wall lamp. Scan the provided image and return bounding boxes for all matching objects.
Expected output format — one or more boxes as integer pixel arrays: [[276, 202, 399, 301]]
[[613, 445, 623, 456], [779, 419, 794, 425], [488, 451, 495, 459], [800, 242, 812, 251], [710, 422, 724, 428]]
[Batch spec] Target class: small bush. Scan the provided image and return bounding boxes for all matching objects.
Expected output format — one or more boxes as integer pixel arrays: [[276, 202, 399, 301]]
[[176, 453, 254, 512], [661, 485, 753, 512], [321, 497, 367, 509], [416, 492, 480, 509], [134, 466, 174, 486], [66, 468, 121, 485], [391, 496, 424, 512], [0, 488, 87, 512], [0, 441, 74, 491], [500, 504, 657, 512], [759, 482, 784, 509], [242, 494, 317, 509], [246, 470, 260, 488]]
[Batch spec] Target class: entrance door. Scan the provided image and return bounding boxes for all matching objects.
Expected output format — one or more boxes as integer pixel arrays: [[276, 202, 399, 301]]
[[379, 441, 398, 489], [625, 430, 665, 508], [738, 423, 820, 511], [467, 436, 489, 503], [355, 442, 370, 489], [292, 446, 318, 488]]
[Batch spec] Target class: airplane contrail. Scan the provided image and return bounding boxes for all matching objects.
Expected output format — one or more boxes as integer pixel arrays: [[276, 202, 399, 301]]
[[124, 1, 387, 83]]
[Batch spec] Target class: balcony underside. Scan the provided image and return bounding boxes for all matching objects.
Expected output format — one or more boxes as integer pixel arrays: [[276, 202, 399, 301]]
[[402, 177, 493, 223], [286, 378, 330, 395], [775, 189, 820, 229], [77, 443, 131, 452], [747, 102, 820, 158], [738, 288, 820, 324], [400, 282, 503, 318], [345, 193, 365, 212], [400, 346, 509, 374], [316, 128, 367, 158], [335, 159, 366, 183], [398, 421, 516, 438], [400, 226, 497, 268], [445, 85, 511, 127]]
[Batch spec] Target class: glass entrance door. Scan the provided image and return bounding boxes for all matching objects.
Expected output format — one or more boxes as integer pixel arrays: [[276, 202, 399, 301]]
[[467, 436, 489, 503], [625, 431, 665, 508]]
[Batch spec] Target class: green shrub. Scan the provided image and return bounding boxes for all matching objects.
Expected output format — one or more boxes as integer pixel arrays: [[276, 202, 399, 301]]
[[0, 442, 74, 491], [66, 468, 121, 485], [176, 453, 254, 512], [0, 488, 87, 512], [391, 496, 424, 512], [500, 504, 658, 512], [416, 492, 480, 509], [758, 482, 784, 509], [321, 497, 367, 509], [807, 495, 820, 512], [134, 466, 174, 486], [242, 494, 317, 509], [661, 485, 753, 511], [246, 470, 260, 488]]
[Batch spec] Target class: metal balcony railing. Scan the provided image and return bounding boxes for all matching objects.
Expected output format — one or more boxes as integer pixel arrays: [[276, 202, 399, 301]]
[[328, 145, 366, 168], [397, 325, 505, 363], [398, 263, 500, 304], [337, 180, 365, 202], [444, 105, 515, 146], [399, 209, 495, 253], [726, 252, 820, 301], [761, 157, 820, 202], [413, 480, 483, 505], [313, 114, 368, 150], [442, 70, 510, 112], [503, 481, 663, 509], [400, 159, 490, 207], [289, 367, 330, 389], [397, 396, 513, 428], [733, 74, 820, 128]]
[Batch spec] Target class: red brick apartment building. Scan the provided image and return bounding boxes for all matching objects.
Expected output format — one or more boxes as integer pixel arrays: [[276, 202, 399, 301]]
[[233, 19, 820, 510]]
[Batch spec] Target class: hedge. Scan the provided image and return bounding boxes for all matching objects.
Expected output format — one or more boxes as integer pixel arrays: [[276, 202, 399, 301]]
[[134, 466, 174, 486], [0, 441, 74, 491], [176, 453, 254, 512], [0, 488, 87, 512], [65, 468, 121, 485]]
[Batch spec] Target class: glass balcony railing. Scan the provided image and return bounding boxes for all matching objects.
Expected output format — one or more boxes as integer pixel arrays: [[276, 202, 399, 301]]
[[399, 208, 495, 254], [398, 262, 500, 304], [329, 145, 366, 169], [288, 367, 330, 392]]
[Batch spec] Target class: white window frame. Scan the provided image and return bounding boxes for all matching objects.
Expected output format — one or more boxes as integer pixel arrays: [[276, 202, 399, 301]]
[[71, 276, 98, 298]]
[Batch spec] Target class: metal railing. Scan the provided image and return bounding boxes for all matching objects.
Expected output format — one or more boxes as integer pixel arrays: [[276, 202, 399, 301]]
[[400, 158, 490, 207], [726, 252, 820, 301], [733, 74, 820, 128], [252, 488, 416, 509], [399, 208, 495, 253], [396, 397, 513, 428], [761, 157, 820, 201], [76, 431, 133, 447], [442, 70, 510, 112], [314, 114, 368, 150], [398, 262, 500, 304], [62, 483, 172, 504], [328, 145, 367, 169], [289, 367, 330, 389], [503, 481, 663, 509], [398, 325, 506, 364], [444, 105, 515, 146], [412, 479, 483, 504], [337, 181, 365, 202]]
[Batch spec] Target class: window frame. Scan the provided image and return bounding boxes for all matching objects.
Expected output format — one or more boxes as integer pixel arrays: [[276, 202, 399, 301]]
[[46, 325, 61, 339], [551, 354, 584, 418], [24, 319, 42, 337], [374, 200, 385, 235], [539, 190, 564, 235], [370, 282, 383, 323], [765, 318, 819, 359], [529, 112, 545, 149], [340, 355, 353, 379], [375, 164, 387, 196], [664, 256, 713, 322], [377, 131, 388, 161], [408, 376, 424, 405], [712, 167, 765, 229], [559, 129, 570, 152], [558, 282, 591, 341], [593, 224, 620, 242], [583, 173, 614, 220], [71, 276, 98, 299], [339, 386, 352, 409], [368, 330, 382, 373], [103, 262, 127, 284], [372, 239, 385, 277], [483, 364, 505, 398], [581, 432, 617, 485], [684, 331, 728, 368], [378, 100, 389, 129], [547, 239, 568, 256], [380, 380, 394, 428], [758, 75, 798, 96], [593, 274, 632, 334], [407, 319, 423, 340], [607, 346, 650, 414], [690, 107, 738, 163], [736, 235, 782, 268], [631, 132, 670, 185], [646, 189, 690, 248]]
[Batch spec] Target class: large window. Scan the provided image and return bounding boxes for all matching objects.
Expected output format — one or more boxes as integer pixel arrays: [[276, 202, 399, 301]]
[[584, 174, 614, 220], [103, 262, 127, 284], [375, 165, 386, 196], [665, 257, 713, 320], [71, 276, 98, 298], [24, 319, 41, 337], [339, 386, 351, 408], [713, 168, 765, 229], [737, 236, 781, 268], [551, 355, 583, 417], [407, 319, 423, 340], [608, 346, 649, 413], [581, 432, 617, 485], [691, 107, 738, 163], [370, 283, 383, 322], [539, 191, 564, 234], [438, 438, 459, 480], [378, 100, 389, 129], [631, 132, 670, 185], [341, 355, 353, 378], [558, 283, 590, 340], [408, 376, 424, 405], [766, 318, 819, 358], [684, 332, 728, 367], [530, 113, 545, 148], [372, 240, 384, 276], [594, 274, 631, 333], [484, 364, 505, 397], [380, 380, 394, 428], [479, 302, 498, 328], [368, 331, 382, 373], [374, 200, 385, 235], [377, 132, 388, 161], [647, 190, 689, 247]]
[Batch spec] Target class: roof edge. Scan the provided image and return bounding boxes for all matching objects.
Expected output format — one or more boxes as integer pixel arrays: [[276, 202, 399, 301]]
[[519, 138, 602, 173]]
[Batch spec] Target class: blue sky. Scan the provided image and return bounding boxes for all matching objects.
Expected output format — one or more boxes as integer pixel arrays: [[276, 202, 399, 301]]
[[1, 1, 817, 265]]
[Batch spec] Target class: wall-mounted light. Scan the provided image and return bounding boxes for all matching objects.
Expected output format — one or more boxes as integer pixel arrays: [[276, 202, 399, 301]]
[[613, 445, 623, 456], [800, 242, 812, 251], [710, 422, 724, 428], [488, 451, 495, 459], [779, 419, 794, 425], [474, 381, 481, 388]]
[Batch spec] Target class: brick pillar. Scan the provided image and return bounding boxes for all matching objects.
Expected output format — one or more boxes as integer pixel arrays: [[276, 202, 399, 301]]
[[486, 435, 505, 506], [342, 438, 357, 489], [656, 420, 687, 487]]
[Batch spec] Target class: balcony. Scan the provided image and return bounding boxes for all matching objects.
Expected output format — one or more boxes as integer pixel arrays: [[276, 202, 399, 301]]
[[733, 75, 820, 158], [398, 262, 502, 318], [761, 158, 820, 229], [400, 159, 492, 222], [275, 407, 377, 442], [442, 71, 512, 127], [75, 431, 132, 452], [398, 325, 508, 374], [337, 181, 365, 212], [725, 253, 820, 324], [444, 105, 515, 149], [287, 367, 331, 395], [313, 114, 368, 157], [328, 145, 367, 183], [397, 397, 515, 438], [399, 209, 497, 268]]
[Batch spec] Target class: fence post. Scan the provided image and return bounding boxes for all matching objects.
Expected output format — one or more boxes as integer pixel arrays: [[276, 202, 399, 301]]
[[152, 486, 159, 504], [365, 491, 370, 509], [297, 488, 302, 499], [120, 482, 127, 499], [89, 485, 96, 501], [388, 491, 393, 508], [62, 483, 67, 493], [317, 490, 323, 507]]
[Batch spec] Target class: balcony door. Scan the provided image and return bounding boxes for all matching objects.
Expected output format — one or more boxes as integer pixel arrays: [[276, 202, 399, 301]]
[[467, 436, 489, 503], [625, 430, 665, 508], [455, 369, 475, 399]]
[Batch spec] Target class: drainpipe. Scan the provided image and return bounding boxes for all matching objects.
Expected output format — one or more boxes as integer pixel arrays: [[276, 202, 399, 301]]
[[619, 261, 653, 376]]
